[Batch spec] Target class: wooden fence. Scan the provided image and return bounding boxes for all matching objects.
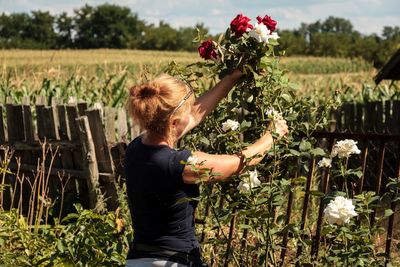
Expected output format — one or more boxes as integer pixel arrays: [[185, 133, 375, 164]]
[[0, 96, 138, 215], [331, 100, 400, 134]]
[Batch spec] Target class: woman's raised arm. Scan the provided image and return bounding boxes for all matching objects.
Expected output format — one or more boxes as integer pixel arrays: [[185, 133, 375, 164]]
[[182, 70, 242, 135]]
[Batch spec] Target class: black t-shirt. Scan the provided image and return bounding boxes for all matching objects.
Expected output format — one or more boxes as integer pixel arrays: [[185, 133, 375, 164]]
[[125, 136, 200, 255]]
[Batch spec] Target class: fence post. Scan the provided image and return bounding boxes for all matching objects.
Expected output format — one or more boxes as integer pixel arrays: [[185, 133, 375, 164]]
[[86, 108, 119, 210], [76, 115, 105, 212]]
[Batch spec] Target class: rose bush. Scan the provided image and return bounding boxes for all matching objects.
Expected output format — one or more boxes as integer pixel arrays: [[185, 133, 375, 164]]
[[165, 13, 397, 266]]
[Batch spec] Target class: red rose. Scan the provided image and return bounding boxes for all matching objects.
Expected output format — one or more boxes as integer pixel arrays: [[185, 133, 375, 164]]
[[230, 14, 253, 37], [198, 40, 217, 60], [256, 15, 277, 32]]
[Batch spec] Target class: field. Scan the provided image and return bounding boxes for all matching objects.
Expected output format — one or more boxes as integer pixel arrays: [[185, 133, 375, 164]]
[[0, 49, 385, 105], [1, 49, 399, 266]]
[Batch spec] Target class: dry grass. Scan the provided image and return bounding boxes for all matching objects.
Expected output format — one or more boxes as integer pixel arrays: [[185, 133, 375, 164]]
[[0, 49, 197, 66]]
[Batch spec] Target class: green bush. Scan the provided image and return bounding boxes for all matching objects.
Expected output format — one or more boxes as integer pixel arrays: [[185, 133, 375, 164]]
[[0, 204, 132, 266]]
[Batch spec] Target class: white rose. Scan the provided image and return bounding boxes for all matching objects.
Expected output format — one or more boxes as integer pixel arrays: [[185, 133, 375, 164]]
[[237, 169, 261, 192], [318, 157, 332, 168], [187, 156, 199, 165], [237, 181, 251, 192], [248, 170, 261, 187], [331, 139, 361, 158], [248, 23, 279, 43], [222, 119, 240, 132], [324, 196, 358, 225], [268, 31, 280, 41], [265, 108, 283, 121]]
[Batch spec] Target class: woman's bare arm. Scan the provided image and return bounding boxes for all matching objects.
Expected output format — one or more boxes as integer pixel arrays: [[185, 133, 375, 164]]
[[182, 70, 242, 135], [182, 118, 290, 184]]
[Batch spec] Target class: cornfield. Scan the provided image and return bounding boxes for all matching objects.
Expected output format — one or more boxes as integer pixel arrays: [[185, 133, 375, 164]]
[[0, 49, 394, 107]]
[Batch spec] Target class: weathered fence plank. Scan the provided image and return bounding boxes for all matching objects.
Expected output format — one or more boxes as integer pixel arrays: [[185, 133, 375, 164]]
[[22, 97, 35, 144], [6, 101, 25, 142], [117, 108, 128, 142], [35, 97, 46, 140], [76, 115, 104, 211], [86, 108, 118, 210], [105, 106, 116, 143]]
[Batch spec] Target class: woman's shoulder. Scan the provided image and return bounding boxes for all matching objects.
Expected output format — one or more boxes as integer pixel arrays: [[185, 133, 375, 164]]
[[126, 135, 142, 151]]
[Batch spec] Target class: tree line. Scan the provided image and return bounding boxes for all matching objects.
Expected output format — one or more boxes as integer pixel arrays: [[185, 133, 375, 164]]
[[0, 4, 399, 67]]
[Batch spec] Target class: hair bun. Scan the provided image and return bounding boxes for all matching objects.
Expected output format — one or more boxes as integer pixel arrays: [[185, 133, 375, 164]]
[[131, 84, 159, 99]]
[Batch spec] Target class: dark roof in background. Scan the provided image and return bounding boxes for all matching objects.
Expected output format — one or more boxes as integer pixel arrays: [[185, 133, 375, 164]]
[[375, 49, 400, 85]]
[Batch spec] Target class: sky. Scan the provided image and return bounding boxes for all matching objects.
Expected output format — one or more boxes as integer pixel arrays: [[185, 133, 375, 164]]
[[0, 0, 399, 35]]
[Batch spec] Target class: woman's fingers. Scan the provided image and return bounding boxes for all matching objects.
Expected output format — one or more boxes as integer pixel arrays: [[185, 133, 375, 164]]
[[274, 119, 289, 137]]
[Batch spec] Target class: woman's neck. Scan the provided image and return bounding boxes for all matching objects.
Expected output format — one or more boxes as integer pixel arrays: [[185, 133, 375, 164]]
[[142, 132, 175, 147]]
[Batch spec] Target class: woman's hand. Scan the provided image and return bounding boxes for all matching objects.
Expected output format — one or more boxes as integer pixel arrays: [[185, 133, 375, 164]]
[[184, 69, 244, 134], [271, 119, 289, 139]]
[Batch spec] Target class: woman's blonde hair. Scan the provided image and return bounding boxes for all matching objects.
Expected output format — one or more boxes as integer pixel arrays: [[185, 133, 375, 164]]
[[126, 74, 194, 140]]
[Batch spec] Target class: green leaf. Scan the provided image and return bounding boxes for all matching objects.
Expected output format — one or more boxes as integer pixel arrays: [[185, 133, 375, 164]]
[[310, 148, 326, 156], [288, 82, 300, 90], [289, 149, 300, 156], [241, 120, 251, 128], [385, 209, 394, 217], [246, 95, 254, 103], [281, 93, 292, 103], [291, 176, 307, 184], [299, 141, 312, 152], [57, 239, 65, 253], [199, 137, 210, 146], [256, 198, 269, 205], [310, 190, 325, 197], [61, 213, 79, 223], [239, 224, 252, 229]]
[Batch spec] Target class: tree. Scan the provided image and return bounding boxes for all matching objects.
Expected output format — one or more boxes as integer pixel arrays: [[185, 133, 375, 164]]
[[56, 12, 74, 48], [321, 16, 353, 34], [73, 4, 144, 49], [26, 11, 56, 48], [382, 26, 400, 40], [0, 12, 31, 48], [139, 21, 178, 50], [276, 29, 307, 55]]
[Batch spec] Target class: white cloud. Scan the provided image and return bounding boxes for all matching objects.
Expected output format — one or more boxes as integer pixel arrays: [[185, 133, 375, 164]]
[[211, 9, 222, 16], [352, 15, 400, 35]]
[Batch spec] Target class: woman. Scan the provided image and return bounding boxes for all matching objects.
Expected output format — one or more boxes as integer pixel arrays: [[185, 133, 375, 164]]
[[125, 70, 288, 267]]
